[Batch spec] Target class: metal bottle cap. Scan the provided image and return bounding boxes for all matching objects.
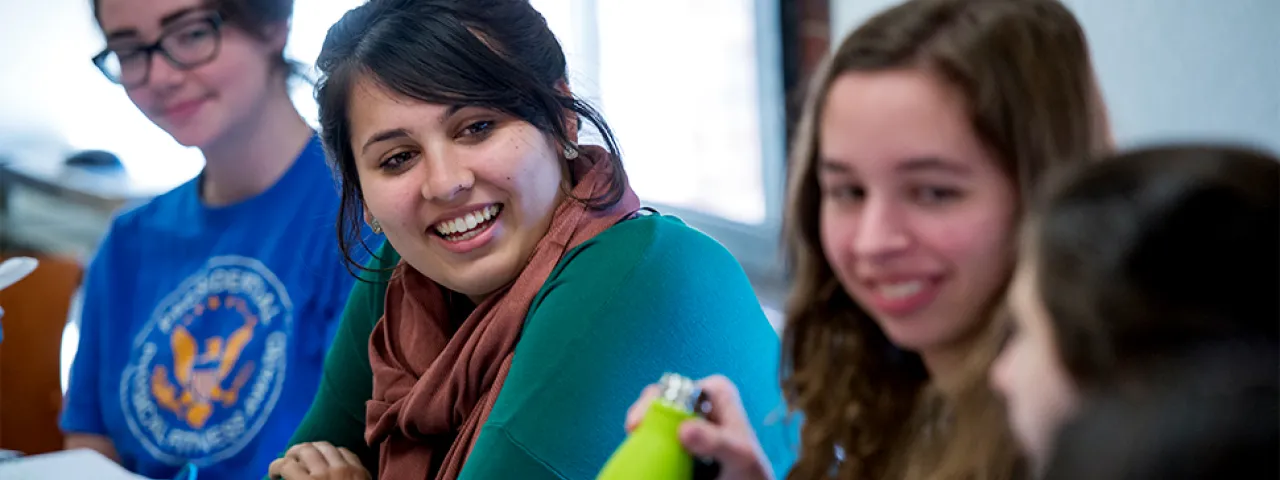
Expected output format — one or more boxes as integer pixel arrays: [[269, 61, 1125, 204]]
[[658, 372, 702, 414]]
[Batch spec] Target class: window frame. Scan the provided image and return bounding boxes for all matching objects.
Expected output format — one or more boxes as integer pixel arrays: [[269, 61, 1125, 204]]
[[573, 0, 789, 286]]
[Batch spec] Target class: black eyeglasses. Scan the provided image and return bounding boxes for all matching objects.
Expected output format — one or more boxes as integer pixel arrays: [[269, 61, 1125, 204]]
[[92, 14, 223, 88]]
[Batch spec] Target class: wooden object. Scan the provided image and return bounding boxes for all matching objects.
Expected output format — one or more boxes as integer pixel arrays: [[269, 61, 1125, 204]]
[[0, 253, 82, 455]]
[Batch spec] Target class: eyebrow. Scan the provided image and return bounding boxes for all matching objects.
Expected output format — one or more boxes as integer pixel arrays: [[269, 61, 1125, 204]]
[[896, 157, 973, 175], [817, 156, 975, 177], [105, 7, 207, 42], [359, 105, 471, 155], [438, 104, 466, 126], [361, 128, 412, 155], [818, 158, 852, 174]]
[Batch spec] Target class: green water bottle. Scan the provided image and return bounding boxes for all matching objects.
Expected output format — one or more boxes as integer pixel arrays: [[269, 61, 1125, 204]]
[[597, 373, 702, 480]]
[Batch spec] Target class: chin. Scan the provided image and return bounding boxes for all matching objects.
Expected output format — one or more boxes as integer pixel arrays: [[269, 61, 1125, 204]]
[[448, 254, 524, 299], [882, 330, 946, 354], [451, 277, 509, 300], [878, 320, 970, 355], [150, 107, 227, 149], [164, 123, 220, 148]]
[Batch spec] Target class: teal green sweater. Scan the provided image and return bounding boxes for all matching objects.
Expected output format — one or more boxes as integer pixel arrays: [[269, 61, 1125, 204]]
[[285, 214, 797, 478]]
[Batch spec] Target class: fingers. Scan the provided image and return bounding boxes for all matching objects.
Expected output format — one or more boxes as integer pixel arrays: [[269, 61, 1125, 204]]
[[677, 418, 741, 462], [293, 444, 329, 472], [267, 457, 289, 479], [625, 384, 662, 433], [272, 443, 367, 480], [275, 459, 313, 480], [698, 374, 749, 427], [311, 441, 347, 468], [678, 418, 773, 480], [338, 447, 362, 467]]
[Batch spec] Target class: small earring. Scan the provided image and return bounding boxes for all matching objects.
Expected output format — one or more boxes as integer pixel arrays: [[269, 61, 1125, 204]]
[[563, 144, 579, 160], [370, 218, 383, 234]]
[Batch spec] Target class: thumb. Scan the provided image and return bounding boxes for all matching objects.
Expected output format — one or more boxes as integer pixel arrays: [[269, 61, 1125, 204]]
[[679, 418, 774, 480], [678, 418, 753, 466]]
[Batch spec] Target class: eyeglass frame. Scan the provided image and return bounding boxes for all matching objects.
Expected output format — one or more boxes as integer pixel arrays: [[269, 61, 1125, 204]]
[[91, 13, 225, 88]]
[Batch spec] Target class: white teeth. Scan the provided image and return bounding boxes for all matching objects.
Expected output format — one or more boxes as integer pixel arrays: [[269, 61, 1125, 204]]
[[433, 205, 501, 237], [880, 281, 924, 300]]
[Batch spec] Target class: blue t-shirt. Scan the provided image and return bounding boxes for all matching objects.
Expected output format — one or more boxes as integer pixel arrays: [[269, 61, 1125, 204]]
[[60, 136, 366, 479]]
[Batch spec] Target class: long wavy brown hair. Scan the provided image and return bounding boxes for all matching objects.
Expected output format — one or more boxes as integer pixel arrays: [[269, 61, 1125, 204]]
[[780, 0, 1112, 479]]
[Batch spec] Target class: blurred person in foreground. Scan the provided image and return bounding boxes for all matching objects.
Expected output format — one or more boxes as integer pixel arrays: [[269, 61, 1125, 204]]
[[993, 144, 1279, 477]]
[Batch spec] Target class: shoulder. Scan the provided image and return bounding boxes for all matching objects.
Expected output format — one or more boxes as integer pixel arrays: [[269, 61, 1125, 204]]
[[110, 179, 198, 234], [90, 180, 198, 261], [486, 214, 782, 478], [280, 137, 339, 201], [359, 239, 401, 283], [343, 239, 400, 326], [559, 213, 746, 283], [530, 212, 764, 332]]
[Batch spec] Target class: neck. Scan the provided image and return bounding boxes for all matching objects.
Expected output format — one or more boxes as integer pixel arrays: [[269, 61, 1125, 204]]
[[920, 348, 967, 396], [918, 328, 991, 397], [198, 79, 312, 207]]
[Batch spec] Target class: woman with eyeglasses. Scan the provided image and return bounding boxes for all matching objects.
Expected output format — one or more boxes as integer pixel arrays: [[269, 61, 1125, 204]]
[[59, 0, 363, 479]]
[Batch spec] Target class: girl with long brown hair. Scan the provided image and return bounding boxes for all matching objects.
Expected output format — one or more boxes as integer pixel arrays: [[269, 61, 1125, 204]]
[[625, 0, 1111, 478]]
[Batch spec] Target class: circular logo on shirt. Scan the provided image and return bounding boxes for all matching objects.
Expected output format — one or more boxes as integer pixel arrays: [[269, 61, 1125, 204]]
[[120, 255, 293, 466]]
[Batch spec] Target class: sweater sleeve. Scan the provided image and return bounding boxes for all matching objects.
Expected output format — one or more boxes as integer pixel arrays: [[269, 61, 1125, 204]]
[[459, 215, 798, 479], [281, 240, 399, 474]]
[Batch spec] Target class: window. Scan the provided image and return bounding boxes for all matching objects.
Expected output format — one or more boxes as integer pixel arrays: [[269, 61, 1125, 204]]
[[285, 0, 368, 126], [543, 0, 788, 277]]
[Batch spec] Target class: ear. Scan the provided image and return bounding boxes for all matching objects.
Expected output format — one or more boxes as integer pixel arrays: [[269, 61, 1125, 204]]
[[262, 21, 290, 57], [363, 207, 375, 227], [554, 79, 579, 144]]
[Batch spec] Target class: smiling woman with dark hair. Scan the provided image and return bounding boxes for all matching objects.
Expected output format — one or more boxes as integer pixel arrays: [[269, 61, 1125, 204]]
[[266, 1, 796, 479]]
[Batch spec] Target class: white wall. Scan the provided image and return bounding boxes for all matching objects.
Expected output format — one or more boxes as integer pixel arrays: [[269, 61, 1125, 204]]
[[830, 0, 1280, 154]]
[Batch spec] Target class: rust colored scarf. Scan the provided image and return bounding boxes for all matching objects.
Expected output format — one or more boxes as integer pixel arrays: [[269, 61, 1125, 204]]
[[365, 146, 640, 480]]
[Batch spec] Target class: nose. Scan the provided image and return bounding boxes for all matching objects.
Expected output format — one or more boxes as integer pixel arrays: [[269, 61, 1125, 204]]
[[851, 195, 911, 258], [419, 149, 474, 203], [146, 53, 186, 90]]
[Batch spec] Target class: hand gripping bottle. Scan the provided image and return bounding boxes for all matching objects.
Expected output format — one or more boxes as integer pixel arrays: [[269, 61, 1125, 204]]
[[596, 373, 702, 480]]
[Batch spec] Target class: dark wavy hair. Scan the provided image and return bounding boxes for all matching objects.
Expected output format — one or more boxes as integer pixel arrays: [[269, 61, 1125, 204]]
[[1030, 144, 1280, 392], [780, 0, 1111, 478], [313, 0, 627, 272]]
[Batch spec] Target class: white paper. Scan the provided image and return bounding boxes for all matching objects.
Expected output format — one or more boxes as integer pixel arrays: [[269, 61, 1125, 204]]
[[0, 449, 157, 480]]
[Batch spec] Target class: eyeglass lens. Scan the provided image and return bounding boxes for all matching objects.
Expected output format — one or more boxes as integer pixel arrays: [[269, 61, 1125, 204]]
[[98, 19, 220, 86]]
